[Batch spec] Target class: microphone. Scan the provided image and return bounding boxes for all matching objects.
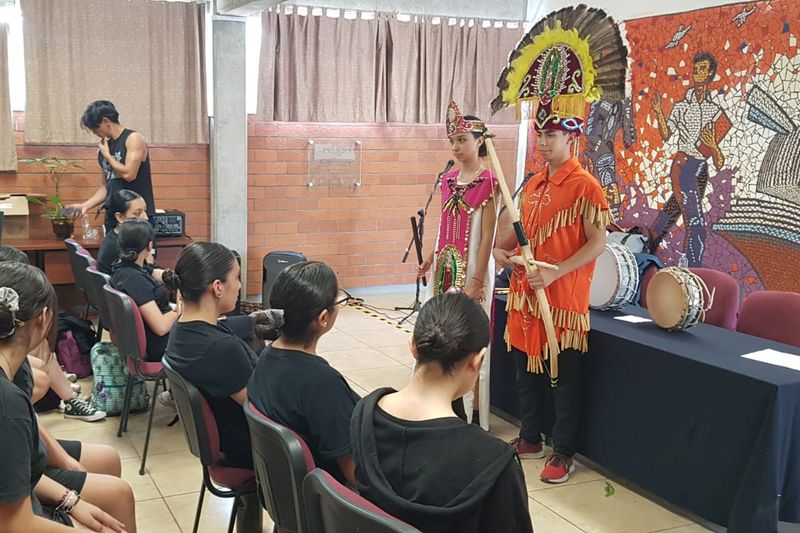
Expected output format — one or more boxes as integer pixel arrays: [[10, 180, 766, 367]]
[[441, 159, 455, 176]]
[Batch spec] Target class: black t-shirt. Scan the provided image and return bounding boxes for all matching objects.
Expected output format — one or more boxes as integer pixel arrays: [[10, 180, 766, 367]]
[[97, 231, 120, 275], [14, 358, 34, 399], [111, 262, 172, 361], [165, 320, 256, 468], [248, 345, 361, 484], [0, 367, 47, 508], [99, 128, 155, 233]]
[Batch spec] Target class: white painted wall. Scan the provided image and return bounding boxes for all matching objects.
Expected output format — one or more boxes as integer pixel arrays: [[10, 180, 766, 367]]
[[526, 0, 748, 22], [282, 0, 527, 20]]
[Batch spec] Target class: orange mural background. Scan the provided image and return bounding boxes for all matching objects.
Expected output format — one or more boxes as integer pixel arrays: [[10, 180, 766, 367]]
[[525, 0, 800, 296]]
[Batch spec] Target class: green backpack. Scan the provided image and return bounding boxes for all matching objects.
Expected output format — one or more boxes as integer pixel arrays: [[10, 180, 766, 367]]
[[90, 342, 150, 415]]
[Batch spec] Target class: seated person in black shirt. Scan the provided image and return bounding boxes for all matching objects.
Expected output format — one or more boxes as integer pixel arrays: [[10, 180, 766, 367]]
[[249, 261, 361, 486], [0, 246, 136, 530], [98, 189, 157, 277], [163, 242, 261, 530], [351, 292, 533, 533], [0, 262, 126, 531], [111, 219, 180, 361], [0, 245, 105, 421]]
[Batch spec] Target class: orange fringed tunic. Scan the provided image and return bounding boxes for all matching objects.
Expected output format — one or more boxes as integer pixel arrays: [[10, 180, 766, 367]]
[[505, 157, 612, 372]]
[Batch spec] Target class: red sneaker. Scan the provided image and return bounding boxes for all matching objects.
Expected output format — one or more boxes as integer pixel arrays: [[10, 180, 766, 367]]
[[540, 453, 575, 484], [510, 437, 545, 459]]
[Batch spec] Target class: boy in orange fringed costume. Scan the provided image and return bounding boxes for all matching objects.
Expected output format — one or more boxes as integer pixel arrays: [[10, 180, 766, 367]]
[[490, 5, 627, 484]]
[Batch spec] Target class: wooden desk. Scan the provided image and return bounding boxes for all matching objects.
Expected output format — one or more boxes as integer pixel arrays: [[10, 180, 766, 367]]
[[4, 226, 192, 284]]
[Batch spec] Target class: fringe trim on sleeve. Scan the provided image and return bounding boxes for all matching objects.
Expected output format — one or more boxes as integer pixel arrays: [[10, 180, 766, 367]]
[[531, 196, 613, 247]]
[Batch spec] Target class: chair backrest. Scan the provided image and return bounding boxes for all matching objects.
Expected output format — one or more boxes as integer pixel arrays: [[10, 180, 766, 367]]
[[84, 265, 112, 331], [737, 291, 800, 348], [162, 358, 220, 466], [638, 264, 659, 308], [689, 267, 740, 330], [102, 284, 147, 361], [65, 239, 96, 296], [302, 468, 420, 533], [244, 401, 315, 533]]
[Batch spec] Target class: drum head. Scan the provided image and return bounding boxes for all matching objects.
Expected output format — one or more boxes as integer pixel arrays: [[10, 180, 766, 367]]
[[647, 270, 686, 329], [590, 247, 621, 309]]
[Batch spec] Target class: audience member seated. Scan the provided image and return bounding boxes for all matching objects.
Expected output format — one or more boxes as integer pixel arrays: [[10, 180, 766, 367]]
[[249, 261, 360, 486], [111, 219, 180, 361], [98, 189, 156, 277], [163, 242, 256, 469], [0, 245, 104, 422], [351, 292, 533, 533], [0, 262, 129, 531], [0, 246, 135, 530]]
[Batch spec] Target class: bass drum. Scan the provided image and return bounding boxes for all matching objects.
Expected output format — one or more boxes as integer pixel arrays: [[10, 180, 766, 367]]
[[646, 267, 711, 331], [589, 242, 639, 310]]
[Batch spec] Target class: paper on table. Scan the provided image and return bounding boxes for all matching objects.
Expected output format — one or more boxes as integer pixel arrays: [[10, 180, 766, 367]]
[[741, 349, 800, 372], [614, 315, 653, 324]]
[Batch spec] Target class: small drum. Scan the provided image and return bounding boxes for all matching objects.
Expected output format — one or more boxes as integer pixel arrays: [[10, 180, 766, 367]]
[[646, 267, 711, 331], [590, 243, 639, 310]]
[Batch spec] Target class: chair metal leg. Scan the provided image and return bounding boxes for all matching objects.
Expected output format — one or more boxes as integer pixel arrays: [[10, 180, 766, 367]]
[[192, 483, 206, 533], [139, 377, 161, 475], [227, 496, 239, 533], [117, 375, 134, 438]]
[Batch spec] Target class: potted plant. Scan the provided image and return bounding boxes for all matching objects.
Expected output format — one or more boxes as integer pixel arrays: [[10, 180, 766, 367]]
[[19, 157, 83, 239]]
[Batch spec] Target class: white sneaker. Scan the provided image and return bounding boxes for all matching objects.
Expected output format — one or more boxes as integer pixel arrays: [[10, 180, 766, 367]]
[[63, 397, 106, 422], [159, 390, 175, 407]]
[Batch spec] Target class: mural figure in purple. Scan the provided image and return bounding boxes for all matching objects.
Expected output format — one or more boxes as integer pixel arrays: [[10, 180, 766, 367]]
[[647, 52, 730, 266], [585, 97, 637, 219]]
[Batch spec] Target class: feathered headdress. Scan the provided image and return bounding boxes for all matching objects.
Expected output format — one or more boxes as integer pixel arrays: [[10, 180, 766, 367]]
[[490, 4, 628, 134], [446, 101, 487, 137]]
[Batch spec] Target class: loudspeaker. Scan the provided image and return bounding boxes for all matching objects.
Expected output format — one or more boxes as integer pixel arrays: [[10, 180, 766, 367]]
[[262, 251, 306, 308]]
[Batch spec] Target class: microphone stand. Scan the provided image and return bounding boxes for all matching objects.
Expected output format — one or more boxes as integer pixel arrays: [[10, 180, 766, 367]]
[[396, 166, 449, 323]]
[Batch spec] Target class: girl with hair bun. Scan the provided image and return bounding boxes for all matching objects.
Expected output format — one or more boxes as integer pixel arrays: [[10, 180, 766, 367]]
[[0, 262, 128, 531], [248, 260, 360, 486], [97, 189, 154, 276], [110, 219, 180, 360], [163, 242, 262, 529], [351, 292, 533, 533]]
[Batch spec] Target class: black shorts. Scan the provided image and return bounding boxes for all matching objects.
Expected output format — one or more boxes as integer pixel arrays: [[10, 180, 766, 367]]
[[44, 439, 87, 492]]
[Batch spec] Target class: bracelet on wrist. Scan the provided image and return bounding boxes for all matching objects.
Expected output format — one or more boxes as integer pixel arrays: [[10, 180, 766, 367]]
[[56, 490, 80, 513]]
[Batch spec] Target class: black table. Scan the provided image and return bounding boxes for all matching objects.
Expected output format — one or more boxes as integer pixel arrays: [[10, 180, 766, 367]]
[[490, 297, 800, 533]]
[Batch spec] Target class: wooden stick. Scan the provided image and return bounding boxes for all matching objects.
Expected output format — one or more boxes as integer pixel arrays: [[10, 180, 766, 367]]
[[509, 255, 559, 271], [485, 136, 561, 385]]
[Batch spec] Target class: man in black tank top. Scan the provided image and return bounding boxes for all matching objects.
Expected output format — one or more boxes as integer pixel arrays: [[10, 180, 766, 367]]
[[74, 100, 156, 233]]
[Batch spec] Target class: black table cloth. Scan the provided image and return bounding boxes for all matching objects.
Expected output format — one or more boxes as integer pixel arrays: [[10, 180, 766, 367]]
[[490, 297, 800, 532]]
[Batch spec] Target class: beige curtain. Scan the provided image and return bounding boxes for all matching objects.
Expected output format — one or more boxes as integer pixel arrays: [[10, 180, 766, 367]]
[[258, 9, 387, 122], [258, 8, 522, 123], [22, 0, 207, 144], [0, 24, 16, 170]]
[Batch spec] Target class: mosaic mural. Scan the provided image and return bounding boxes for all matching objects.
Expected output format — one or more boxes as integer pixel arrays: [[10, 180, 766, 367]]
[[524, 0, 800, 296]]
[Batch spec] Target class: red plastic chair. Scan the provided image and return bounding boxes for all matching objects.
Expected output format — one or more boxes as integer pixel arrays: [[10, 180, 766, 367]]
[[736, 291, 800, 348], [65, 238, 97, 318], [689, 267, 740, 330], [302, 468, 420, 533], [638, 264, 660, 308], [163, 359, 257, 533], [102, 284, 165, 475], [244, 401, 315, 533]]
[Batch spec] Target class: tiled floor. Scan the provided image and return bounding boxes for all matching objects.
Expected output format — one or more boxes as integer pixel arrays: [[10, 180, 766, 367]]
[[40, 291, 715, 533]]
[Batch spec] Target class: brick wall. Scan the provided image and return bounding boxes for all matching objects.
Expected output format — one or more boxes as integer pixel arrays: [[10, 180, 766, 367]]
[[6, 112, 211, 241], [246, 117, 519, 294], [6, 112, 518, 296]]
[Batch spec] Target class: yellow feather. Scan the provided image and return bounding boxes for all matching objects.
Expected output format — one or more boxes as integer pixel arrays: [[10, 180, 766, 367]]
[[500, 21, 602, 111]]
